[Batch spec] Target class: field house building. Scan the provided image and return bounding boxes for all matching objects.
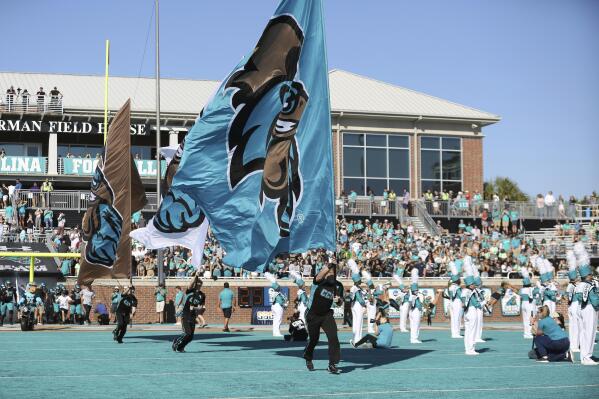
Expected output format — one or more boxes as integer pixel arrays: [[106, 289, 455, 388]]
[[0, 70, 500, 200]]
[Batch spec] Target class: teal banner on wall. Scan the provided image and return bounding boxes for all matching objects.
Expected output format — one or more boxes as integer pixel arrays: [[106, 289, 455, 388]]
[[0, 156, 47, 174], [63, 158, 166, 177]]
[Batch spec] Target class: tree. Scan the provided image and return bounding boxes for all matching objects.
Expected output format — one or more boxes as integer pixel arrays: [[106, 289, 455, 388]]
[[484, 177, 529, 201]]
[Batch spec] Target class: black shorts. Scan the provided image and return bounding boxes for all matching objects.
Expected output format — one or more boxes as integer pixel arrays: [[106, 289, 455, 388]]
[[222, 307, 232, 318], [491, 292, 501, 301]]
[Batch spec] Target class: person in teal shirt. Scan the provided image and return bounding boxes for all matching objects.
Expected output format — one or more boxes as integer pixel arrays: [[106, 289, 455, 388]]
[[351, 314, 393, 348], [60, 259, 71, 276], [218, 282, 235, 332], [174, 286, 184, 325], [532, 305, 571, 362], [154, 283, 167, 324], [5, 205, 14, 225]]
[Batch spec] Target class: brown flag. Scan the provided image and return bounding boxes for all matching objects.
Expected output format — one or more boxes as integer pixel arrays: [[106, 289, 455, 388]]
[[77, 100, 147, 284]]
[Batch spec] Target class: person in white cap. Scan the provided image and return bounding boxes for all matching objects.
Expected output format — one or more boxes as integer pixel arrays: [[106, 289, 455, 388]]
[[446, 260, 463, 338], [289, 271, 308, 324], [565, 250, 581, 352], [462, 258, 482, 355], [573, 241, 599, 365], [519, 267, 536, 339], [348, 259, 366, 343], [265, 273, 287, 337]]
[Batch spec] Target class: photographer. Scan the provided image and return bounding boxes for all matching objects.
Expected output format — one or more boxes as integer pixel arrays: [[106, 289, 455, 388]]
[[350, 312, 393, 349], [531, 305, 572, 362], [284, 311, 308, 342]]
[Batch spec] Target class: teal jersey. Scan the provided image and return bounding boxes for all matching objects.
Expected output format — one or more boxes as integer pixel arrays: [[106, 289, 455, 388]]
[[543, 288, 557, 302], [60, 260, 71, 275], [223, 268, 233, 277], [219, 288, 234, 309], [111, 293, 120, 304], [174, 291, 184, 307], [155, 288, 166, 302], [376, 323, 393, 348], [353, 290, 366, 306], [298, 290, 309, 305], [462, 289, 481, 310], [502, 239, 511, 251], [5, 206, 13, 219], [273, 291, 287, 306], [519, 287, 532, 303], [538, 316, 567, 340], [510, 210, 519, 221]]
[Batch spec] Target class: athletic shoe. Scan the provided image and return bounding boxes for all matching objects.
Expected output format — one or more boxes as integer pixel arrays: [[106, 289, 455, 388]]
[[475, 339, 486, 343], [566, 350, 574, 363], [116, 339, 123, 344], [223, 328, 230, 332], [451, 335, 463, 339], [410, 340, 422, 344], [349, 339, 356, 348], [305, 360, 314, 371], [536, 357, 549, 363], [581, 358, 598, 366], [176, 348, 186, 353], [465, 351, 479, 356], [523, 335, 533, 339], [327, 364, 340, 374], [399, 329, 408, 333]]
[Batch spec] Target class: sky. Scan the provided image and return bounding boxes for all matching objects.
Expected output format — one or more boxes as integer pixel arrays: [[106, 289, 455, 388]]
[[1, 0, 597, 198]]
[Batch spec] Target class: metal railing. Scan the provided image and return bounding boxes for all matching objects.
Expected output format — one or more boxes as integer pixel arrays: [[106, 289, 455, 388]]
[[419, 199, 598, 221], [336, 196, 404, 219], [1, 94, 63, 114], [412, 200, 442, 236], [14, 189, 159, 212]]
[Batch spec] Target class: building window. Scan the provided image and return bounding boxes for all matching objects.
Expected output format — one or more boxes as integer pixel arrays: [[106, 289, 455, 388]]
[[342, 133, 410, 195], [420, 136, 462, 194]]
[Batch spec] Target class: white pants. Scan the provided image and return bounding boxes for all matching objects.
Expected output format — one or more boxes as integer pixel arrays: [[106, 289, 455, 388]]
[[366, 302, 377, 334], [568, 302, 581, 351], [521, 302, 535, 338], [352, 302, 364, 342], [544, 300, 556, 316], [578, 304, 598, 361], [450, 299, 463, 337], [409, 307, 421, 342], [464, 307, 479, 353], [476, 308, 484, 341], [272, 303, 284, 336], [399, 302, 410, 332], [297, 303, 307, 325]]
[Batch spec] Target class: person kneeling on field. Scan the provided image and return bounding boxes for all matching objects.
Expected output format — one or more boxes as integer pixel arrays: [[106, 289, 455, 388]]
[[350, 312, 393, 349], [284, 311, 308, 342], [530, 305, 573, 362]]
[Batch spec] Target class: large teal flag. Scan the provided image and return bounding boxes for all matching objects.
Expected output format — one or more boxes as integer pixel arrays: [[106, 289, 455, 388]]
[[144, 0, 335, 270]]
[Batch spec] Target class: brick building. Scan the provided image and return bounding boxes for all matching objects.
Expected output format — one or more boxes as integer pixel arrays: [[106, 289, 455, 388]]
[[0, 70, 499, 198]]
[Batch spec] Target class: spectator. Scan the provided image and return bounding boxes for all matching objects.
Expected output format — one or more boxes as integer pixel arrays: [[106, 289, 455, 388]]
[[41, 179, 53, 208], [80, 285, 95, 325], [545, 191, 556, 219], [155, 283, 167, 324], [36, 87, 46, 111], [218, 282, 235, 332]]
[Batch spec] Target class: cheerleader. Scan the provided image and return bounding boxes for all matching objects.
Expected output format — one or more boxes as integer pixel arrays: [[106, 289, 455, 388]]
[[462, 261, 482, 355], [565, 250, 581, 352], [408, 268, 423, 344], [519, 267, 536, 339], [289, 271, 308, 324], [265, 273, 287, 337], [573, 242, 599, 365]]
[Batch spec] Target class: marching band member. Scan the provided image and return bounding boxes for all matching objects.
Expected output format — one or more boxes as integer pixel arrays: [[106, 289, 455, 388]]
[[408, 268, 423, 344], [265, 272, 287, 337], [537, 257, 558, 315], [520, 267, 536, 339], [289, 271, 308, 324], [348, 259, 366, 343], [362, 270, 377, 334], [462, 260, 482, 355], [574, 242, 599, 365], [565, 250, 581, 352], [394, 268, 410, 333], [447, 261, 463, 338]]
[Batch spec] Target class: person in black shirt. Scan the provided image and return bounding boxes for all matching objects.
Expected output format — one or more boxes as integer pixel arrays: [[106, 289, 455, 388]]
[[303, 262, 344, 374], [172, 273, 205, 353], [113, 286, 137, 344], [284, 311, 308, 342]]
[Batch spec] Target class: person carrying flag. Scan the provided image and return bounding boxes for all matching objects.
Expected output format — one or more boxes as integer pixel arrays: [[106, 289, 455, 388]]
[[113, 286, 137, 344], [303, 262, 344, 374], [172, 273, 205, 352]]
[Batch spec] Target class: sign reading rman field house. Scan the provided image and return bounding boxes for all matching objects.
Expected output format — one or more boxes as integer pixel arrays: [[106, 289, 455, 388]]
[[0, 118, 148, 135]]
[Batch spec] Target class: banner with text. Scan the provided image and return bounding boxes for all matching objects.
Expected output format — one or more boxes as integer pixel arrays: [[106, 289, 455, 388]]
[[0, 242, 61, 276], [0, 156, 47, 174], [63, 158, 166, 177]]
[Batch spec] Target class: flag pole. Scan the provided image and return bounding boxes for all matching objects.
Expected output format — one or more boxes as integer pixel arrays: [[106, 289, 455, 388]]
[[104, 39, 110, 144], [155, 0, 164, 286]]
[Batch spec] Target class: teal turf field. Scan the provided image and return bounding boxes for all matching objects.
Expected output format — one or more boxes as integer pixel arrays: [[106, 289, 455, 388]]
[[0, 328, 597, 399]]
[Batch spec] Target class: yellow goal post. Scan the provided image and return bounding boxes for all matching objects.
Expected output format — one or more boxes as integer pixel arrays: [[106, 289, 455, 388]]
[[0, 252, 81, 283]]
